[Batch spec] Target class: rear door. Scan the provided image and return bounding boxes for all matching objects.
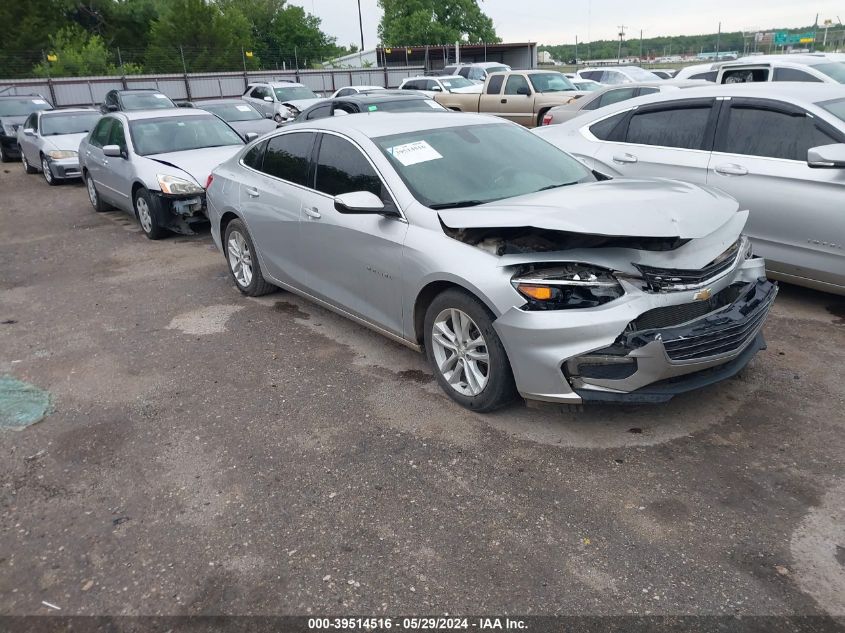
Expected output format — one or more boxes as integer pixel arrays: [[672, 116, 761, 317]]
[[297, 132, 408, 335], [590, 97, 717, 183], [237, 132, 317, 288], [477, 74, 505, 114], [707, 97, 845, 287]]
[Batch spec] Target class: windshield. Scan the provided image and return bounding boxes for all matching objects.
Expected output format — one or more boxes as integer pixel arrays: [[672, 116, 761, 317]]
[[574, 81, 603, 91], [40, 112, 101, 135], [440, 77, 475, 90], [129, 115, 243, 156], [375, 122, 593, 209], [818, 97, 845, 123], [529, 73, 576, 93], [365, 99, 448, 112], [274, 86, 318, 102], [623, 67, 662, 81], [812, 62, 845, 83], [203, 103, 263, 122], [121, 93, 175, 110], [0, 98, 51, 117]]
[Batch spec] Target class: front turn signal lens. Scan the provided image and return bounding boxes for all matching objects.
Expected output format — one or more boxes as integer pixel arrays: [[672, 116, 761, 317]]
[[517, 284, 554, 301]]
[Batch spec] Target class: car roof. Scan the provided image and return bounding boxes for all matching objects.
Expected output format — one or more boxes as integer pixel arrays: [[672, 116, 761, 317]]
[[194, 98, 253, 106], [250, 81, 304, 88], [403, 75, 463, 81], [115, 107, 215, 121], [115, 88, 164, 94], [729, 53, 845, 66], [335, 92, 431, 104], [286, 111, 503, 137], [582, 82, 845, 110], [40, 108, 99, 115]]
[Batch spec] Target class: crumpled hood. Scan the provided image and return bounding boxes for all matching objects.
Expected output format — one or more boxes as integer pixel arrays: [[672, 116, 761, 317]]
[[437, 179, 740, 240], [282, 98, 324, 112], [43, 132, 89, 153], [145, 145, 243, 187]]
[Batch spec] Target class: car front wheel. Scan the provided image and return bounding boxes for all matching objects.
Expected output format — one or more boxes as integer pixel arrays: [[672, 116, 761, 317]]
[[224, 219, 275, 296], [22, 153, 37, 174], [134, 188, 167, 240], [85, 172, 110, 212], [41, 156, 60, 185], [424, 289, 517, 412]]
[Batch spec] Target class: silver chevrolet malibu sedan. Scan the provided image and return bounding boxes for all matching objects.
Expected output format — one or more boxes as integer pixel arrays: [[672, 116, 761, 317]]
[[206, 113, 776, 411]]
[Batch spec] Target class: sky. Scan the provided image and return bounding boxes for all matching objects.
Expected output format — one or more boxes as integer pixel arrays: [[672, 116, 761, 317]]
[[289, 0, 843, 48]]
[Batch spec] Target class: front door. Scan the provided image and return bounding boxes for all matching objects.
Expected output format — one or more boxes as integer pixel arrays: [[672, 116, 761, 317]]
[[97, 118, 134, 212], [298, 132, 408, 336], [495, 75, 534, 127], [84, 117, 115, 201], [708, 97, 845, 287]]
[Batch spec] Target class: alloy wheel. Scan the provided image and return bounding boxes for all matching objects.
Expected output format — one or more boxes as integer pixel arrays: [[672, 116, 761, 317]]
[[136, 196, 152, 233], [430, 308, 490, 396], [41, 158, 52, 183], [227, 230, 254, 288], [86, 176, 98, 206], [22, 154, 30, 173]]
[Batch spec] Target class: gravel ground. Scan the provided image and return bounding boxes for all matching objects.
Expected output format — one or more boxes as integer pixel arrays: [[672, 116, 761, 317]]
[[0, 164, 843, 621]]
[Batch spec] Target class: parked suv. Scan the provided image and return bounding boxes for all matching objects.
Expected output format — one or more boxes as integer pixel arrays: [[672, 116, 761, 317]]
[[0, 94, 53, 162], [398, 75, 482, 97], [443, 62, 511, 83], [715, 53, 845, 84], [536, 83, 845, 295], [100, 89, 177, 113], [242, 82, 323, 123]]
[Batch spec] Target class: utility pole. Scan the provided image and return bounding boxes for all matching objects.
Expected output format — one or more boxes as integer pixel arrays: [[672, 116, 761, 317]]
[[357, 0, 365, 56], [639, 29, 643, 61], [715, 22, 721, 59], [575, 35, 578, 66], [617, 25, 626, 63]]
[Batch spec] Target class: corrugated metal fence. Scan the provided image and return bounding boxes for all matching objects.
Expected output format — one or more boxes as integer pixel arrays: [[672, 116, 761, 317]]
[[0, 67, 426, 107]]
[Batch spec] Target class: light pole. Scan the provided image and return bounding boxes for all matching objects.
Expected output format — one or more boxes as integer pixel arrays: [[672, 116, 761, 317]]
[[617, 25, 626, 63], [357, 0, 365, 60]]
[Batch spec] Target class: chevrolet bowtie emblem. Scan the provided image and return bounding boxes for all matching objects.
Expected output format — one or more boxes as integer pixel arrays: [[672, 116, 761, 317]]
[[694, 288, 713, 301]]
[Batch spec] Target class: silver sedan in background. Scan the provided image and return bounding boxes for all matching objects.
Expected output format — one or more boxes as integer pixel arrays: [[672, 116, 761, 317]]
[[78, 108, 245, 239], [193, 99, 278, 137], [206, 113, 773, 411], [536, 83, 845, 295], [17, 108, 101, 184]]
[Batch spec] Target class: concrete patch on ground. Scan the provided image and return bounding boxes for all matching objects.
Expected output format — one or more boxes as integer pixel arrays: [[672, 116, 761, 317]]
[[0, 375, 50, 430], [167, 305, 243, 336], [790, 480, 845, 615]]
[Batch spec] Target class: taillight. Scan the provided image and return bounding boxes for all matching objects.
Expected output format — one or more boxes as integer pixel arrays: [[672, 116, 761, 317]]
[[542, 113, 553, 126], [205, 174, 214, 190]]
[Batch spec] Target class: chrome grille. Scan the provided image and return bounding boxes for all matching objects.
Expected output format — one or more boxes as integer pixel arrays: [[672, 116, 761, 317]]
[[635, 239, 742, 292]]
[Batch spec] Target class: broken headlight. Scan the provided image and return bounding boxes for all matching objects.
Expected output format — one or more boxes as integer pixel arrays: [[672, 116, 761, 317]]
[[512, 264, 624, 310], [157, 174, 204, 195]]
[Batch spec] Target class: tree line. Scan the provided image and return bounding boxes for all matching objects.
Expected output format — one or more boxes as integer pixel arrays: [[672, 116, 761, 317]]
[[1, 0, 357, 79]]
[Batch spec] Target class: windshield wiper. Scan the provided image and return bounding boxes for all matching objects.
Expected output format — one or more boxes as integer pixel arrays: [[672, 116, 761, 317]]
[[429, 200, 487, 210], [536, 182, 576, 192]]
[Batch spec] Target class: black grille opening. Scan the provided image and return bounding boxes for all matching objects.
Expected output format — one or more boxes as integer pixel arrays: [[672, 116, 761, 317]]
[[578, 360, 638, 380], [631, 284, 743, 331]]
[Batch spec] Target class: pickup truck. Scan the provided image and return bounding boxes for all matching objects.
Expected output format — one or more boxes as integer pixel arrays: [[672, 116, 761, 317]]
[[433, 70, 583, 128]]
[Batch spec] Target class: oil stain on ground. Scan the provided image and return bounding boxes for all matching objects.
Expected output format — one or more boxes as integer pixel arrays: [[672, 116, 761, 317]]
[[274, 301, 310, 320], [0, 375, 50, 430], [827, 302, 845, 325]]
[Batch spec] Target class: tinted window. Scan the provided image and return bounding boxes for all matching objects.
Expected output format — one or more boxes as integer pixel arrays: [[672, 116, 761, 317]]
[[599, 87, 637, 107], [773, 68, 822, 82], [486, 75, 504, 94], [120, 92, 175, 110], [262, 132, 314, 185], [589, 112, 627, 141], [819, 97, 845, 124], [90, 118, 113, 148], [505, 75, 530, 95], [315, 134, 382, 198], [401, 81, 418, 90], [638, 87, 659, 96], [336, 88, 353, 97], [305, 104, 332, 120], [626, 105, 711, 149], [40, 112, 101, 135], [722, 68, 769, 83], [812, 62, 845, 83], [458, 67, 471, 78], [242, 140, 267, 169], [108, 120, 126, 150], [250, 86, 270, 99], [720, 106, 837, 160], [24, 113, 37, 130], [580, 71, 602, 81], [105, 92, 119, 107], [690, 71, 717, 81]]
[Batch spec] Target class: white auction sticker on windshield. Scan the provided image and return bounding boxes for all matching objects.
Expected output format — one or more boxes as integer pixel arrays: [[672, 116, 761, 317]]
[[387, 140, 443, 166], [32, 99, 47, 104], [154, 94, 168, 99], [236, 105, 251, 112]]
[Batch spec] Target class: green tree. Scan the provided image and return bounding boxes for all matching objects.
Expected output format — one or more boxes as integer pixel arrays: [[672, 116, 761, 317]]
[[144, 0, 254, 72], [378, 0, 499, 46], [0, 0, 66, 78], [33, 26, 121, 77]]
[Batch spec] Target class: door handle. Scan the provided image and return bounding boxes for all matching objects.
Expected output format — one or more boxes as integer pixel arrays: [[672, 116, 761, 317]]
[[612, 153, 638, 164], [500, 98, 507, 104], [714, 163, 748, 176], [303, 206, 322, 219], [245, 187, 259, 198]]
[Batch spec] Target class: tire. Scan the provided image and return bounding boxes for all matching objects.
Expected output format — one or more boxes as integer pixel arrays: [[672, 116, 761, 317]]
[[22, 153, 37, 174], [223, 219, 275, 296], [273, 113, 283, 123], [84, 171, 110, 212], [134, 187, 168, 240], [41, 156, 60, 186], [537, 110, 549, 128], [424, 288, 517, 412]]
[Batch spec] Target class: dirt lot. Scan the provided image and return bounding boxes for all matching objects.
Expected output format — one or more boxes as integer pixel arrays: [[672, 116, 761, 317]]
[[1, 164, 844, 621]]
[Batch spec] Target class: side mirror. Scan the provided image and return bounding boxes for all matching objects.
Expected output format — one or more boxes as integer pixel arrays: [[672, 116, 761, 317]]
[[807, 143, 845, 168], [263, 96, 274, 102], [431, 85, 443, 92], [265, 112, 273, 119], [517, 86, 531, 96], [244, 132, 259, 142], [24, 129, 36, 136], [334, 191, 386, 214], [103, 144, 124, 158]]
